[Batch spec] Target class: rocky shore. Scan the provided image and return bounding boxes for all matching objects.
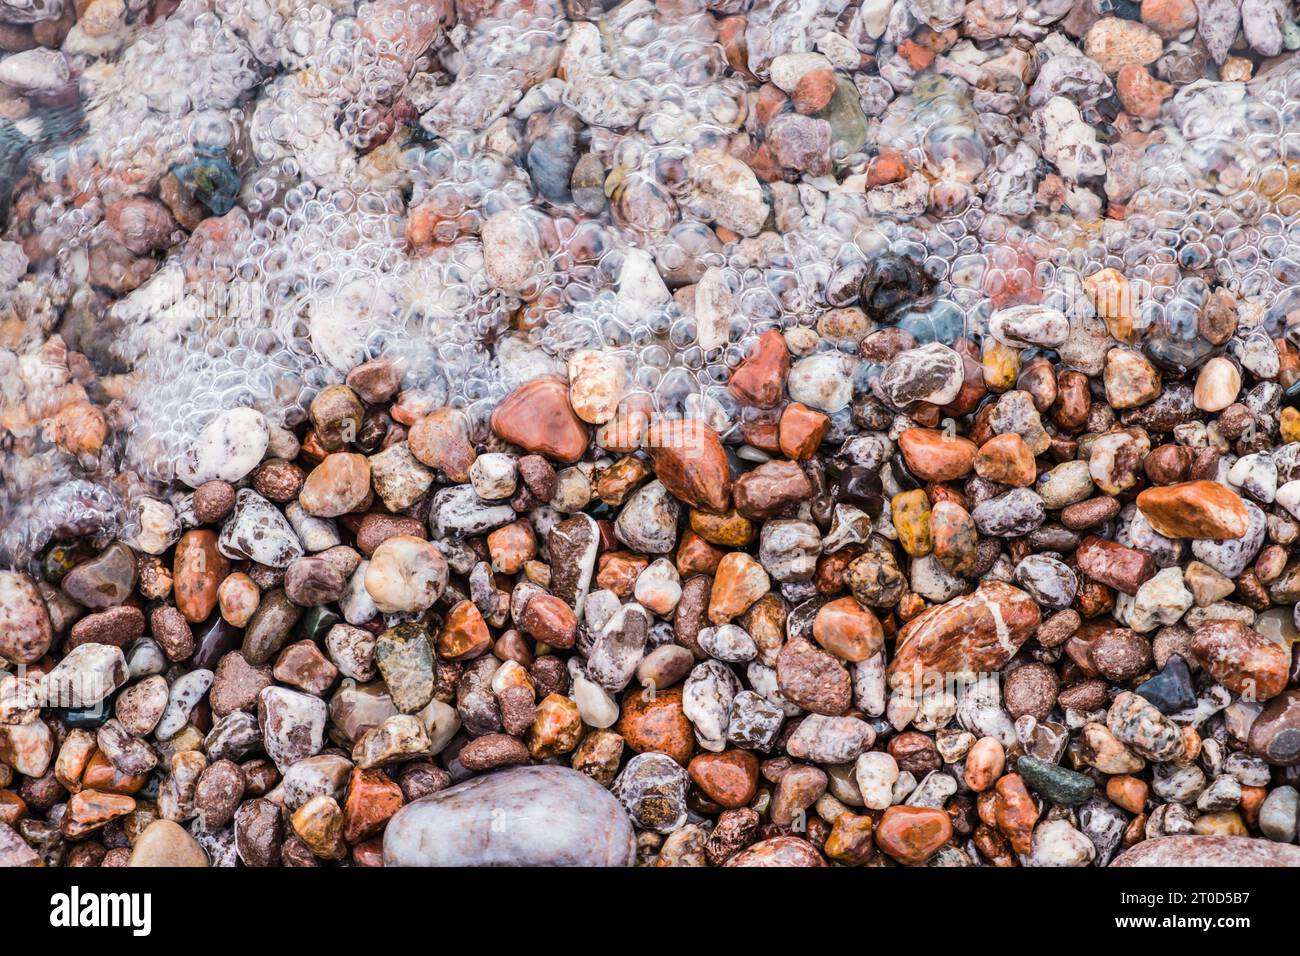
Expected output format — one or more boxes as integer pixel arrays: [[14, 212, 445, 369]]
[[3, 0, 1300, 868]]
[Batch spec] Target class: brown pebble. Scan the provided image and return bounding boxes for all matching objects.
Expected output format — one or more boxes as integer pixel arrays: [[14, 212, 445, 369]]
[[192, 481, 236, 523], [458, 733, 530, 770], [69, 606, 144, 649], [149, 605, 195, 661]]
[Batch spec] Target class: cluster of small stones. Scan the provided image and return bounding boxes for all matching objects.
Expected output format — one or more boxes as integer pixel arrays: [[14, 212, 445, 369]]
[[4, 0, 1300, 869]]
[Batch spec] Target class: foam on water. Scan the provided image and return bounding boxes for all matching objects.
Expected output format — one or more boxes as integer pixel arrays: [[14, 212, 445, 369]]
[[3, 0, 1300, 563]]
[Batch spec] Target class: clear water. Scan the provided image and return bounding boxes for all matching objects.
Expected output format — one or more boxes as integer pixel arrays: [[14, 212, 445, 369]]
[[3, 0, 1300, 564]]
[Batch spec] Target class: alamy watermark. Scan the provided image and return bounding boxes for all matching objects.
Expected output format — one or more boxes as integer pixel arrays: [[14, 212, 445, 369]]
[[49, 887, 152, 936], [1, 665, 111, 720]]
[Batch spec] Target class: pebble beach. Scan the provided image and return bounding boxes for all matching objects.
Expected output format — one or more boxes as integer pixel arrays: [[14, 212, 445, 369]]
[[2, 0, 1300, 868]]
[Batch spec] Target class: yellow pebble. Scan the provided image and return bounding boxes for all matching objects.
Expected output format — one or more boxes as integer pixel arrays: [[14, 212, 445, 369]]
[[1193, 811, 1247, 837], [824, 813, 875, 866], [689, 508, 755, 548], [981, 339, 1020, 392], [891, 489, 933, 558], [1083, 267, 1137, 341], [1281, 406, 1300, 443]]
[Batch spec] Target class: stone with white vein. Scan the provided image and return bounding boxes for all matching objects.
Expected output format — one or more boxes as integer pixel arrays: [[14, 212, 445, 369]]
[[177, 408, 269, 488]]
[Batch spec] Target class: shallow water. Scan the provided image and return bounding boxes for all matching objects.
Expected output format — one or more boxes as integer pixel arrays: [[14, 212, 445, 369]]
[[2, 0, 1300, 564]]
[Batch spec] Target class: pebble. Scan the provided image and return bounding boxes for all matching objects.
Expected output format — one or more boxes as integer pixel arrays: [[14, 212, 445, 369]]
[[430, 485, 516, 537], [888, 582, 1041, 692], [786, 352, 857, 413], [432, 600, 488, 662], [698, 624, 757, 663], [1084, 17, 1164, 73], [974, 433, 1036, 487], [364, 536, 447, 613], [1013, 555, 1078, 610], [1107, 691, 1184, 762], [898, 428, 976, 481], [1128, 567, 1194, 633], [687, 750, 759, 808], [258, 686, 327, 771], [874, 806, 952, 865], [614, 752, 690, 833], [1194, 357, 1242, 412], [1076, 535, 1156, 594], [385, 766, 635, 866], [647, 419, 731, 513], [1191, 620, 1291, 701], [1036, 460, 1095, 509], [480, 211, 542, 293], [787, 715, 873, 764], [724, 836, 825, 868], [1016, 755, 1095, 806], [1113, 835, 1300, 867], [1258, 786, 1299, 843], [1134, 657, 1195, 717], [777, 637, 852, 716], [973, 488, 1046, 537], [1104, 348, 1162, 408], [588, 602, 652, 691], [812, 596, 883, 662], [989, 305, 1070, 348], [548, 514, 599, 615], [218, 490, 304, 569], [1003, 663, 1060, 721], [0, 571, 52, 664], [176, 407, 269, 489], [299, 453, 371, 517], [128, 819, 208, 867], [408, 408, 476, 482], [490, 378, 589, 464], [468, 453, 517, 501], [615, 481, 681, 554], [567, 350, 625, 425], [1249, 690, 1300, 766], [617, 686, 695, 766], [1088, 429, 1150, 496], [62, 543, 138, 611], [708, 552, 770, 625], [684, 148, 769, 238], [367, 443, 433, 512], [115, 675, 169, 736], [734, 460, 813, 518], [727, 691, 784, 752], [878, 343, 965, 408], [1025, 818, 1096, 867]]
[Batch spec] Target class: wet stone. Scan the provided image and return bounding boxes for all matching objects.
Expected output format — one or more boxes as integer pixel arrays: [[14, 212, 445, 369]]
[[776, 637, 851, 716], [1249, 690, 1300, 766], [1016, 754, 1095, 806], [615, 481, 681, 555], [613, 752, 690, 833], [878, 343, 965, 408], [257, 687, 327, 772], [786, 714, 873, 764], [727, 691, 784, 752], [1192, 499, 1267, 579], [1136, 654, 1197, 714], [888, 583, 1041, 692], [1107, 691, 1183, 762], [63, 544, 138, 611], [218, 490, 304, 569], [1191, 620, 1291, 702], [1013, 555, 1077, 610], [972, 488, 1045, 537], [385, 766, 634, 866]]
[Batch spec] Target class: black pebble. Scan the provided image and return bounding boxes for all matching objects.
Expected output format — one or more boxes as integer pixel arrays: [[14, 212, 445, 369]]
[[1136, 654, 1197, 714]]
